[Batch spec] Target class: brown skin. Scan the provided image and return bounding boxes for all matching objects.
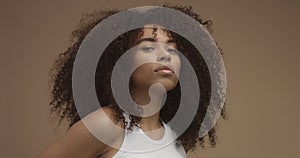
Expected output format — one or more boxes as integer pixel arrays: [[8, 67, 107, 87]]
[[40, 26, 182, 158], [130, 25, 180, 140], [39, 106, 124, 158], [42, 5, 227, 157], [130, 26, 180, 93]]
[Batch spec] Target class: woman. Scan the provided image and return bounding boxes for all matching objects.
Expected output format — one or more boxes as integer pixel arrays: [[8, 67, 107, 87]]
[[40, 5, 227, 158]]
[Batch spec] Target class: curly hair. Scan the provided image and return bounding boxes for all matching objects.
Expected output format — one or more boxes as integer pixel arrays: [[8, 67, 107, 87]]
[[48, 4, 227, 152]]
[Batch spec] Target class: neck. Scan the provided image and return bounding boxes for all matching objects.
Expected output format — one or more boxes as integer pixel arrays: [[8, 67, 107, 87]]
[[130, 84, 166, 131], [130, 86, 166, 106], [139, 112, 162, 131]]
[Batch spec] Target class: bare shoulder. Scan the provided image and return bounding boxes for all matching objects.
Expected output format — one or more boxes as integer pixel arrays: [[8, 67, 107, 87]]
[[88, 106, 125, 130], [100, 105, 124, 126], [39, 106, 125, 158]]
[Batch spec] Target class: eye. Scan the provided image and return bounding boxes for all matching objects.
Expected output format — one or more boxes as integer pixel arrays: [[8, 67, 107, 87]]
[[167, 48, 179, 54], [141, 46, 155, 52]]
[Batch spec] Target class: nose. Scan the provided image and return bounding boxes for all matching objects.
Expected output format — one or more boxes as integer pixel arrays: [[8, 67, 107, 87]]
[[157, 50, 171, 62]]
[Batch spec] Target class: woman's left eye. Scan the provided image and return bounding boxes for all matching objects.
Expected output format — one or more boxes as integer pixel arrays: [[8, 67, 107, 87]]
[[167, 48, 179, 54], [142, 46, 155, 52]]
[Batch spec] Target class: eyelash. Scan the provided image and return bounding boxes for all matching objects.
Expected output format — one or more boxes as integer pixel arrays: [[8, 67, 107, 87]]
[[141, 46, 178, 54], [142, 46, 155, 52], [166, 48, 179, 54]]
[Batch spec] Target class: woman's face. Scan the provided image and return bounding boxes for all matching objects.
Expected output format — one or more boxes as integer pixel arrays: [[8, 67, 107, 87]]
[[130, 25, 181, 91]]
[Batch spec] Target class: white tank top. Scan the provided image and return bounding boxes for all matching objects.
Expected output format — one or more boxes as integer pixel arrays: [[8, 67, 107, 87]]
[[112, 112, 187, 158]]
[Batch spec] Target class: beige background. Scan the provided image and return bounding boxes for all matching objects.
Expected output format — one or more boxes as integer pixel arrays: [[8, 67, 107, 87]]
[[1, 0, 299, 157]]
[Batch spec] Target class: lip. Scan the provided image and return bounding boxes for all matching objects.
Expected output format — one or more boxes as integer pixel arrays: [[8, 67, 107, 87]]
[[154, 65, 175, 73]]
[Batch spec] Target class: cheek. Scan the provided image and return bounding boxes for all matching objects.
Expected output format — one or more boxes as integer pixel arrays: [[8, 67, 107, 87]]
[[130, 64, 156, 88], [173, 57, 181, 75], [132, 52, 156, 66], [131, 63, 154, 79], [130, 67, 145, 87]]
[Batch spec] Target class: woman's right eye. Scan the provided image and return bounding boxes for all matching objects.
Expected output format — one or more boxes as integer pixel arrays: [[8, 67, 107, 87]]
[[141, 46, 155, 52]]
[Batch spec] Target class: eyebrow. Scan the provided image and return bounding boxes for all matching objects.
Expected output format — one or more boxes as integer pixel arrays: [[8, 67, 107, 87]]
[[138, 37, 176, 44]]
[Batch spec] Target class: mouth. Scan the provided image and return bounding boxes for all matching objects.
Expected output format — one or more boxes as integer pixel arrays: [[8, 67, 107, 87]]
[[154, 65, 175, 74]]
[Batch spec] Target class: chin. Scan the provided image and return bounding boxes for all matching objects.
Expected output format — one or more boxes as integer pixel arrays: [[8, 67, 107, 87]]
[[155, 80, 178, 91], [166, 84, 178, 91]]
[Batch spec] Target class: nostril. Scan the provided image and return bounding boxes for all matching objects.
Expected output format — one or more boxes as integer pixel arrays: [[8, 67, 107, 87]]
[[158, 54, 171, 62], [160, 56, 166, 60]]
